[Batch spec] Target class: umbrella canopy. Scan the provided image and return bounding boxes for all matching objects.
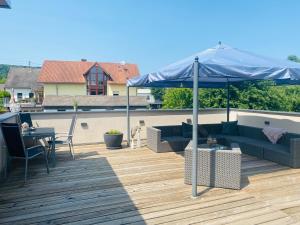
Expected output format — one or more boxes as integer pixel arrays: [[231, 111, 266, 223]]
[[0, 0, 11, 8], [128, 43, 300, 88]]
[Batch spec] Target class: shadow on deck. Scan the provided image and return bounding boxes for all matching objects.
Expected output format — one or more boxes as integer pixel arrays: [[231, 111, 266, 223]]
[[0, 146, 146, 225]]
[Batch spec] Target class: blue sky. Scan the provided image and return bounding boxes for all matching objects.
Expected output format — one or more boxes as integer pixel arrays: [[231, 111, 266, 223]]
[[1, 0, 300, 74]]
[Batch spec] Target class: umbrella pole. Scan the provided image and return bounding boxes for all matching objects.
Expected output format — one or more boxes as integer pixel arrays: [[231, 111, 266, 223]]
[[226, 81, 230, 122], [126, 86, 130, 147], [192, 57, 199, 198]]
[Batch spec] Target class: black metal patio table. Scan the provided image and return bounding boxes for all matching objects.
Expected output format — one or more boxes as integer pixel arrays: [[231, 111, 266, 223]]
[[22, 127, 56, 167]]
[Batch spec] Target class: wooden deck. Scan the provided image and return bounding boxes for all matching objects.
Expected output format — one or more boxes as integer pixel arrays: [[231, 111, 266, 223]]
[[1, 144, 300, 225]]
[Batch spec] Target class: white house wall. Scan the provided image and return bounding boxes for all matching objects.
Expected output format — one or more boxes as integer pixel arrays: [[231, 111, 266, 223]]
[[6, 88, 34, 102]]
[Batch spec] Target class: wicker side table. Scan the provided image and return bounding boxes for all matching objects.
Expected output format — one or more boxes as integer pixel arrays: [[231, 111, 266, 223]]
[[185, 142, 241, 190]]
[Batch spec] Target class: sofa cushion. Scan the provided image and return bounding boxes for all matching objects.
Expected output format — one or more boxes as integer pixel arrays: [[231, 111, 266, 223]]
[[182, 122, 209, 138], [224, 135, 288, 151], [202, 123, 223, 135], [263, 146, 291, 166], [238, 125, 269, 142], [198, 125, 209, 137], [259, 142, 289, 154], [158, 125, 182, 137], [221, 121, 238, 135], [277, 132, 300, 147], [220, 134, 289, 158], [222, 135, 264, 158], [157, 136, 187, 152], [182, 122, 192, 138]]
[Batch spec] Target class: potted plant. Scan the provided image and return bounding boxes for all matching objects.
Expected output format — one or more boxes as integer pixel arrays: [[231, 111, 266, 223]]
[[104, 130, 123, 149], [73, 99, 78, 112]]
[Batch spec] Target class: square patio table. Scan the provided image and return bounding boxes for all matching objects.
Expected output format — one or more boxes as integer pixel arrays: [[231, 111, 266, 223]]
[[185, 141, 241, 190], [22, 127, 56, 167]]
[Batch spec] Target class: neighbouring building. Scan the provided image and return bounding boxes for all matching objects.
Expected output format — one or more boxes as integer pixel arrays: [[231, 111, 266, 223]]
[[42, 95, 149, 112], [4, 67, 43, 103], [38, 60, 139, 97], [136, 88, 162, 109]]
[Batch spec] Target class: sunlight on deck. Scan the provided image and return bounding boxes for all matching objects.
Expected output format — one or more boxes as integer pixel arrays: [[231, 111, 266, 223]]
[[0, 143, 300, 224]]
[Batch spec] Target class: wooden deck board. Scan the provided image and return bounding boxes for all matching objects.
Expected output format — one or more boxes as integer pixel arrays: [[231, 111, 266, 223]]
[[0, 144, 299, 224]]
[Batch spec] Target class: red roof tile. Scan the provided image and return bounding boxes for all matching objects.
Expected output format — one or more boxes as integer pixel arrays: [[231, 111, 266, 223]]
[[99, 62, 140, 84], [38, 60, 140, 84]]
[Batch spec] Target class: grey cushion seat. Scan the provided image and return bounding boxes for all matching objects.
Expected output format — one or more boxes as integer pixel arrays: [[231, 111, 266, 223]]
[[221, 135, 289, 159], [161, 136, 190, 152], [229, 136, 288, 152]]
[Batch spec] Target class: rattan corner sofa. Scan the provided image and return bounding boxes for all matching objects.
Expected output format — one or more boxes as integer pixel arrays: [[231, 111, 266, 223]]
[[147, 123, 300, 168]]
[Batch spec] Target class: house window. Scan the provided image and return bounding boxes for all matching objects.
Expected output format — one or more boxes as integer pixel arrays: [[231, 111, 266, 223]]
[[17, 93, 22, 99], [113, 91, 119, 96], [86, 65, 109, 96], [29, 93, 34, 98]]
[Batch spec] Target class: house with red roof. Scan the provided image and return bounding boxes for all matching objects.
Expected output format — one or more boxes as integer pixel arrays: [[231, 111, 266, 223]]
[[38, 60, 140, 97]]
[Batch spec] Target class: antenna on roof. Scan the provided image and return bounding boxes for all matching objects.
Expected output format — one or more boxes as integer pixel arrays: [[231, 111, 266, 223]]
[[28, 61, 32, 72]]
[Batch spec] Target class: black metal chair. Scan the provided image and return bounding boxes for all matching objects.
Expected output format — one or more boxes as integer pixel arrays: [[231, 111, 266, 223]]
[[1, 123, 49, 182], [19, 113, 33, 127]]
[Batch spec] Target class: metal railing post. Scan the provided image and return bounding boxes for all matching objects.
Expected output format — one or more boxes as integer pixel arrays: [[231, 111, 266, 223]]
[[192, 57, 199, 198], [126, 86, 130, 147]]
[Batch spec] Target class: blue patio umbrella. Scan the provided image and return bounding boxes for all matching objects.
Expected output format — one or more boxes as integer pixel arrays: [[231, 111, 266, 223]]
[[127, 43, 300, 197], [128, 43, 300, 88], [0, 0, 11, 8]]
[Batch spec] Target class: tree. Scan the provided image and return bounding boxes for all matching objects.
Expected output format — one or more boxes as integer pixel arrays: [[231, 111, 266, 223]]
[[163, 88, 193, 109], [151, 88, 165, 101], [288, 55, 300, 63], [0, 90, 10, 98]]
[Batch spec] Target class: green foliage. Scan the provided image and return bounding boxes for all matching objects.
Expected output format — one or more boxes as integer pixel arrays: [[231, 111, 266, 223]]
[[106, 129, 122, 135], [162, 82, 300, 112], [0, 64, 10, 80], [0, 90, 10, 98], [288, 55, 300, 63], [0, 106, 8, 113], [162, 88, 193, 109], [0, 64, 40, 82], [0, 78, 6, 84], [151, 88, 165, 101]]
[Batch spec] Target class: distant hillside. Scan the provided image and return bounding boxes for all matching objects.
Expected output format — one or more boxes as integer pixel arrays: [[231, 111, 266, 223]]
[[0, 64, 10, 79], [0, 64, 41, 84]]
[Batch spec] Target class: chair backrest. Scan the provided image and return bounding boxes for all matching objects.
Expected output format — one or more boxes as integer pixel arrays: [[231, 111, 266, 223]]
[[19, 113, 33, 127], [68, 114, 77, 138], [1, 123, 26, 158]]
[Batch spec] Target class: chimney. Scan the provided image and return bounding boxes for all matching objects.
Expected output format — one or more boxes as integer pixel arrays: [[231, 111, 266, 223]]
[[81, 59, 87, 62]]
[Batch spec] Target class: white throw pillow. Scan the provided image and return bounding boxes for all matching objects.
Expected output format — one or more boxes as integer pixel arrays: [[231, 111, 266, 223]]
[[262, 127, 287, 144]]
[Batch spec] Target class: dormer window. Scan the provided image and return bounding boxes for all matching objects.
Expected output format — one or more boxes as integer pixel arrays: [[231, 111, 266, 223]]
[[85, 64, 109, 95]]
